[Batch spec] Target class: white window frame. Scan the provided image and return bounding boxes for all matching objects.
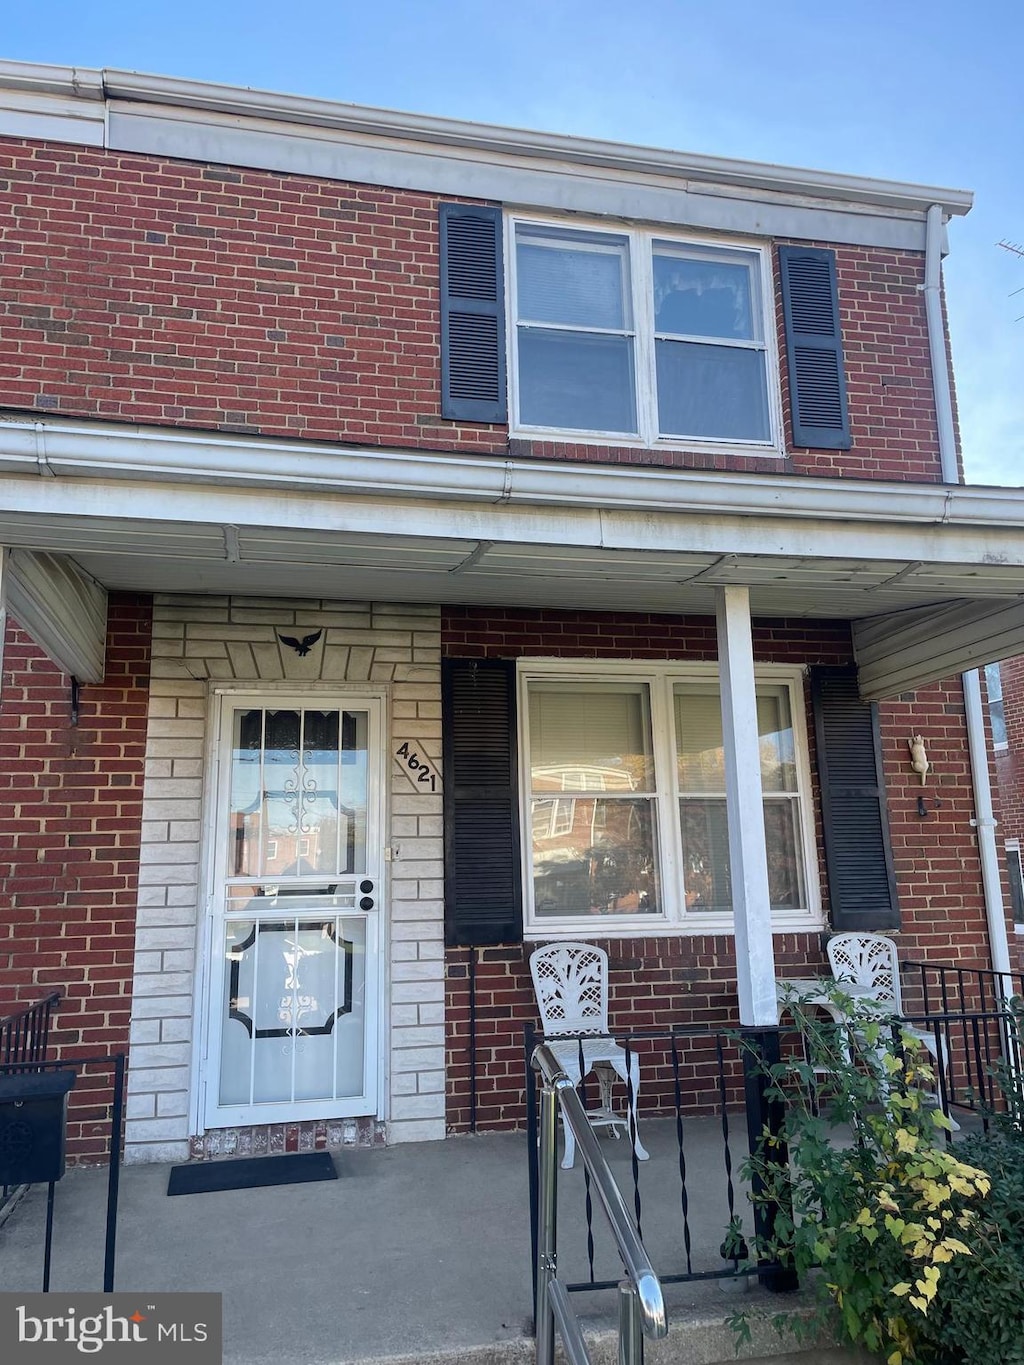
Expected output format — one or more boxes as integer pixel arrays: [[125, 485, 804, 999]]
[[1006, 839, 1024, 932], [517, 659, 821, 939], [985, 661, 1008, 751], [506, 213, 785, 457]]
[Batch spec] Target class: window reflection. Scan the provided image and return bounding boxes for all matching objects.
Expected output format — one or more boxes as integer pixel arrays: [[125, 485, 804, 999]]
[[229, 708, 368, 879], [528, 682, 660, 918], [531, 798, 659, 917], [675, 683, 804, 913]]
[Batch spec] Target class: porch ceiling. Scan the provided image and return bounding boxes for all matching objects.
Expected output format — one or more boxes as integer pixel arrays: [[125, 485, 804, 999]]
[[3, 505, 1024, 624]]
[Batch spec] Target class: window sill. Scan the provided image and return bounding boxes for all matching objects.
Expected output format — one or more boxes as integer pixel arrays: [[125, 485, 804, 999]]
[[524, 915, 825, 941], [509, 427, 786, 462]]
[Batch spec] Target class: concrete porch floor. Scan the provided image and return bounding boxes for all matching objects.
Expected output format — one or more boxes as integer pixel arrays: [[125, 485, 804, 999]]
[[0, 1119, 866, 1365]]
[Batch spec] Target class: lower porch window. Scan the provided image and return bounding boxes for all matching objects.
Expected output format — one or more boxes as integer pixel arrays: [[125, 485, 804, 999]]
[[520, 664, 819, 934]]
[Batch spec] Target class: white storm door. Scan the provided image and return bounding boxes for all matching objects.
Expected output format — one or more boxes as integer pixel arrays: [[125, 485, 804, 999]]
[[204, 696, 383, 1128]]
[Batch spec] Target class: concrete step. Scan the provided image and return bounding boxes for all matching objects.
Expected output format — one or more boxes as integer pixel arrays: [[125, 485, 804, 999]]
[[332, 1301, 875, 1365]]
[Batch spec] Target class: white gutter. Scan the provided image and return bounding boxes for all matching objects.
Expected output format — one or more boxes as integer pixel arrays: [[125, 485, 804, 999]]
[[924, 203, 1012, 976], [4, 415, 1024, 529]]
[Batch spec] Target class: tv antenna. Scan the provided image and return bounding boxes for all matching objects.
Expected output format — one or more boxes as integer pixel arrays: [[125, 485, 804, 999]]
[[998, 241, 1024, 320]]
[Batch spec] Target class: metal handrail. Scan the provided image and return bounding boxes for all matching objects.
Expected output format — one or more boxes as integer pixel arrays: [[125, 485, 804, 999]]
[[532, 1042, 667, 1365]]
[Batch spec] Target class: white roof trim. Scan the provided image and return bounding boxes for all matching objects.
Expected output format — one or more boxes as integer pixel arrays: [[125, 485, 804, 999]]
[[0, 59, 973, 218], [0, 415, 1019, 533]]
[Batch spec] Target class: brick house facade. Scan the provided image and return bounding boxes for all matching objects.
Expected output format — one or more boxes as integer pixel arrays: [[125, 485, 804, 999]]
[[0, 60, 1021, 1164], [986, 656, 1024, 942]]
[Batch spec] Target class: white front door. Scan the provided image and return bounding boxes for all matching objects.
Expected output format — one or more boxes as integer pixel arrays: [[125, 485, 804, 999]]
[[202, 694, 384, 1129]]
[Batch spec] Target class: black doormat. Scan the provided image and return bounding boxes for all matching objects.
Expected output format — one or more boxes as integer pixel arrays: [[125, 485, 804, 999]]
[[167, 1151, 337, 1196]]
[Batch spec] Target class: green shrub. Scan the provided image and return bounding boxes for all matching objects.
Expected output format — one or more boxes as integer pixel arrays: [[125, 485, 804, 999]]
[[916, 1129, 1024, 1364], [909, 1001, 1024, 1364], [735, 990, 992, 1365]]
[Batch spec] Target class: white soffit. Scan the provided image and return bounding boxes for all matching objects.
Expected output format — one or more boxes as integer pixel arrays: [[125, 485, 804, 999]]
[[4, 549, 107, 683], [854, 599, 1024, 700]]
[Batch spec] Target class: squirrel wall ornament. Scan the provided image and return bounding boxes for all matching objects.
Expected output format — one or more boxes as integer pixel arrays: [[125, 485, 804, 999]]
[[908, 734, 929, 786]]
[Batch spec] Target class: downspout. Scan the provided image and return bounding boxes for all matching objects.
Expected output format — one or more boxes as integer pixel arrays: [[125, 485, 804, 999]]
[[924, 203, 1012, 976]]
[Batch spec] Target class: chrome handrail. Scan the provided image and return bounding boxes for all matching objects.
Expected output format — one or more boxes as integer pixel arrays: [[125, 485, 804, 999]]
[[532, 1042, 667, 1365]]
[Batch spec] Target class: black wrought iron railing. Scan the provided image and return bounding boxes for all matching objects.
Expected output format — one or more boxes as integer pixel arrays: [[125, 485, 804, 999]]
[[524, 997, 1024, 1312], [899, 960, 1024, 1119], [0, 990, 61, 1069], [524, 1022, 781, 1303], [893, 1007, 1020, 1125], [0, 1052, 126, 1291], [902, 959, 1024, 1019]]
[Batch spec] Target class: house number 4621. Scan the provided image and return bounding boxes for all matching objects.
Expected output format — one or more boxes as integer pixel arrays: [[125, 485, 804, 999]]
[[396, 741, 438, 792]]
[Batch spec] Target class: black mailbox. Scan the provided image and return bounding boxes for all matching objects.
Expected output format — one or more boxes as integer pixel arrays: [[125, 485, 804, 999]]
[[0, 1070, 76, 1185]]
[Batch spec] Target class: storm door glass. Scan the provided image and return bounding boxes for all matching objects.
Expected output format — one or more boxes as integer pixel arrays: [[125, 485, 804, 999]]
[[218, 908, 367, 1106], [229, 707, 368, 880], [209, 702, 379, 1122]]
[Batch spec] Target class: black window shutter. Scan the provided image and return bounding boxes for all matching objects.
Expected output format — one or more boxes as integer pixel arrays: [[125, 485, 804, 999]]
[[439, 203, 507, 423], [811, 666, 899, 931], [778, 245, 851, 450], [442, 658, 522, 946]]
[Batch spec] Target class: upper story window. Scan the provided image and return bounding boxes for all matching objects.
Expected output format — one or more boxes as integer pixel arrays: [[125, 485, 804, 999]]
[[440, 204, 851, 450], [509, 219, 778, 450]]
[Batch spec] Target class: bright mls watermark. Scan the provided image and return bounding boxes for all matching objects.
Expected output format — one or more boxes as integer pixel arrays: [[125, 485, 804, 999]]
[[0, 1294, 221, 1361]]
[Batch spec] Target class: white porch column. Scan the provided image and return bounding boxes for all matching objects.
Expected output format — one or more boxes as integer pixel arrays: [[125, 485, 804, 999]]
[[715, 585, 778, 1026]]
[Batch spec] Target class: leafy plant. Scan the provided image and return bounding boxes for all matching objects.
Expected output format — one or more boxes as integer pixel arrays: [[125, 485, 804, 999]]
[[736, 989, 991, 1365], [916, 1128, 1024, 1363], [908, 997, 1024, 1364]]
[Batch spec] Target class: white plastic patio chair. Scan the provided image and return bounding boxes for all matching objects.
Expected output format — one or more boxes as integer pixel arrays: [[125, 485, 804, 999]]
[[826, 932, 955, 1123], [529, 941, 649, 1170]]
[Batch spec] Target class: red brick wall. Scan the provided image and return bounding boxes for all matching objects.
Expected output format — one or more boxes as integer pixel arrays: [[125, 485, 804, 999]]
[[880, 680, 993, 964], [777, 243, 943, 483], [442, 608, 994, 1132], [995, 656, 1024, 846], [0, 594, 152, 1157], [0, 138, 942, 482], [992, 655, 1024, 970]]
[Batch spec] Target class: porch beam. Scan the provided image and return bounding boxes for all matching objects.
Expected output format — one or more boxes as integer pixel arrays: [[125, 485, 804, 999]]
[[715, 585, 778, 1027], [853, 596, 1024, 699]]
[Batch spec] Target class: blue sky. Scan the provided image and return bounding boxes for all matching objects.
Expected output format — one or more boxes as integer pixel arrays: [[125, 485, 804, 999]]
[[4, 0, 1022, 485]]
